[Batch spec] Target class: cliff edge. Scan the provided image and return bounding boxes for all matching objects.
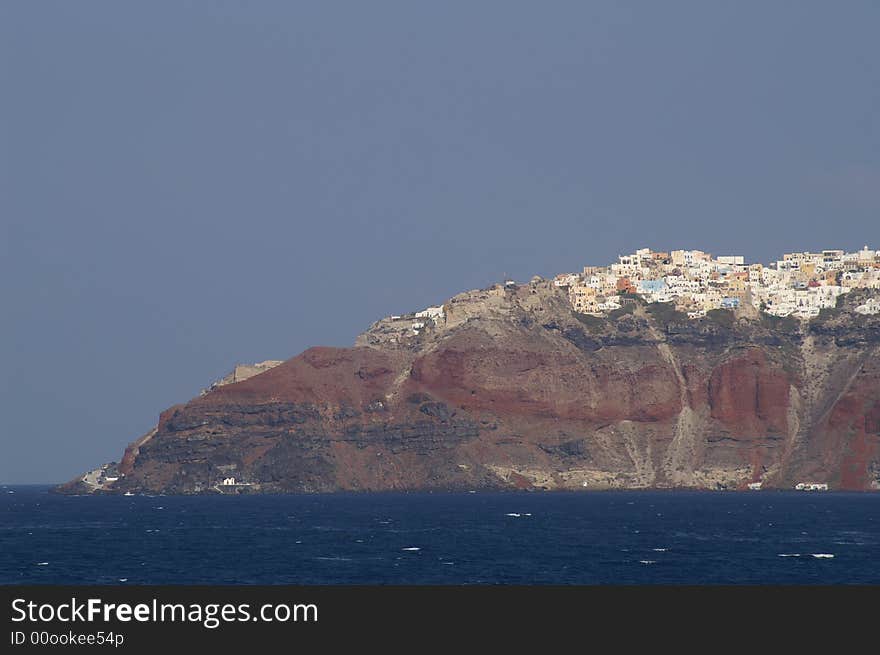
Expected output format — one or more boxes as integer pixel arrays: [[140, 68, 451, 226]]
[[56, 282, 880, 494]]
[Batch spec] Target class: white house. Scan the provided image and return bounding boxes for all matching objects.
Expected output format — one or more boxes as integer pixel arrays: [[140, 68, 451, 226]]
[[415, 306, 445, 320], [855, 298, 880, 315], [553, 273, 581, 288]]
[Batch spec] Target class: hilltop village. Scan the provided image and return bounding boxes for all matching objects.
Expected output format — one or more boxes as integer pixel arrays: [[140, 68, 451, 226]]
[[554, 245, 880, 320], [385, 245, 879, 334], [198, 245, 880, 390]]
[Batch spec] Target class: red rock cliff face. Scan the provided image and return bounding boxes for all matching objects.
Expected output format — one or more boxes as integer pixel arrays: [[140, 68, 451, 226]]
[[708, 349, 791, 436], [409, 329, 682, 423], [58, 284, 880, 494], [790, 353, 880, 490]]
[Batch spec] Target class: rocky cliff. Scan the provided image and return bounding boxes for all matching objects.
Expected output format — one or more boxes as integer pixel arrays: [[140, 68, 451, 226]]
[[57, 282, 880, 494]]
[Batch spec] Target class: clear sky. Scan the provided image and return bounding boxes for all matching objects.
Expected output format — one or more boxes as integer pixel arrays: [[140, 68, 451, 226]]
[[2, 2, 878, 483]]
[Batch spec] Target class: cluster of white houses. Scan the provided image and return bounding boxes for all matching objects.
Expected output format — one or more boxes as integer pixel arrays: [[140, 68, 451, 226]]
[[554, 246, 880, 319]]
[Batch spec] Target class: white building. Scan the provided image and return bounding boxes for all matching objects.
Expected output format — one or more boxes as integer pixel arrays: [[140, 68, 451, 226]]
[[855, 298, 880, 315], [857, 245, 876, 262], [415, 306, 445, 320], [553, 273, 581, 288], [597, 295, 621, 311]]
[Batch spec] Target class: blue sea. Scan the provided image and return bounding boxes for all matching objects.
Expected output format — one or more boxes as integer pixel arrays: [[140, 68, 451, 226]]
[[1, 486, 877, 584]]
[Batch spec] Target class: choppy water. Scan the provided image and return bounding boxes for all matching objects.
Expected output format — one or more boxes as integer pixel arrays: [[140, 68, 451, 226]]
[[1, 486, 878, 584]]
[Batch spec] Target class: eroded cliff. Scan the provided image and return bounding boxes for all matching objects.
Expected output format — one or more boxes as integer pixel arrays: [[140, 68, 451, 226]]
[[57, 282, 880, 494]]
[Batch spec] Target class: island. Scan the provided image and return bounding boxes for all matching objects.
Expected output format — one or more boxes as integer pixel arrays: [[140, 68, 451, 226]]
[[57, 245, 880, 494]]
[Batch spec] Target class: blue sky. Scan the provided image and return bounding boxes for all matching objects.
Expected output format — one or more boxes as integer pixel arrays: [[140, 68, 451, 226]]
[[2, 1, 878, 483]]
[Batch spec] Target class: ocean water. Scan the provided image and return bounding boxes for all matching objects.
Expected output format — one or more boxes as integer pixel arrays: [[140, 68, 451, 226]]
[[1, 486, 877, 584]]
